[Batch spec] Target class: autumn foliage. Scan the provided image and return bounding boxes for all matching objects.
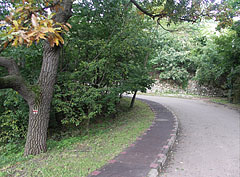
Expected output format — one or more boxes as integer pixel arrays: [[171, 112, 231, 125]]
[[0, 0, 71, 49]]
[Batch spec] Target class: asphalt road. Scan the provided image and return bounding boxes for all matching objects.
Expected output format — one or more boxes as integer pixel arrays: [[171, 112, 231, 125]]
[[137, 95, 240, 177]]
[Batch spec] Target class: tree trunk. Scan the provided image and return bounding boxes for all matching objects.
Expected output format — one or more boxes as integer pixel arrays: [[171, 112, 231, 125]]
[[0, 0, 72, 156], [130, 90, 137, 108], [24, 102, 50, 155], [23, 0, 73, 156], [24, 43, 60, 155]]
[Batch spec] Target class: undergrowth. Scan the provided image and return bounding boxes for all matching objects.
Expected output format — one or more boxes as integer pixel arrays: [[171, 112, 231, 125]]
[[0, 98, 154, 177]]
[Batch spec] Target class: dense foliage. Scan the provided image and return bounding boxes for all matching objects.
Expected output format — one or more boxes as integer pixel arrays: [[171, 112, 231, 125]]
[[150, 20, 240, 102], [194, 21, 240, 103], [150, 24, 197, 86], [0, 44, 42, 143], [0, 0, 239, 155], [0, 0, 154, 144]]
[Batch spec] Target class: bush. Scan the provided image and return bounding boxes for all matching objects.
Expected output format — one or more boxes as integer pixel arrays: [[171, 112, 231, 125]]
[[151, 30, 196, 86], [53, 80, 120, 127], [0, 90, 28, 144]]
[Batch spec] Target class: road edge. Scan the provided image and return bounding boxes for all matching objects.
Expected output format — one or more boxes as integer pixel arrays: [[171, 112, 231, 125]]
[[146, 104, 179, 177]]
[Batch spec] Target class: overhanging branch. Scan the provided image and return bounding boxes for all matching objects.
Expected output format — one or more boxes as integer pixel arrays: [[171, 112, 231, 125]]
[[130, 0, 167, 19], [0, 57, 20, 75], [130, 0, 201, 32], [157, 18, 178, 32], [0, 75, 22, 89], [0, 57, 35, 103], [130, 0, 154, 18]]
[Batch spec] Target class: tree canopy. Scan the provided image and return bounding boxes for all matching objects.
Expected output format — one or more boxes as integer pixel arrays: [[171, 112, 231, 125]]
[[0, 0, 239, 156]]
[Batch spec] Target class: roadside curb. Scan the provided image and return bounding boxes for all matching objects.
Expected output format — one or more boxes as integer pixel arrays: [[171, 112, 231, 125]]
[[146, 104, 179, 177], [89, 98, 178, 177]]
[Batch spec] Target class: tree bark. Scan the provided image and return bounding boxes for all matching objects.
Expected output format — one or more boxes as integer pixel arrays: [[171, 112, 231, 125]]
[[23, 0, 73, 156], [0, 0, 73, 156], [24, 43, 60, 155], [0, 57, 35, 103], [24, 102, 49, 154], [0, 0, 72, 155]]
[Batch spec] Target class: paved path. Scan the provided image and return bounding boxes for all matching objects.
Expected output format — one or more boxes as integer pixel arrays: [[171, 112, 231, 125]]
[[88, 99, 176, 177], [137, 95, 240, 177]]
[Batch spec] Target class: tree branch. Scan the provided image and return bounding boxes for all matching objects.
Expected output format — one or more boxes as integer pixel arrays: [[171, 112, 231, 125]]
[[130, 0, 167, 19], [53, 0, 73, 23], [157, 18, 178, 32], [0, 57, 20, 75], [130, 0, 154, 18], [0, 75, 22, 89], [0, 57, 35, 103], [130, 0, 202, 31]]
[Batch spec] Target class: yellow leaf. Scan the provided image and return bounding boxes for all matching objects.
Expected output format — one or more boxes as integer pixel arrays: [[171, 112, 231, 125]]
[[66, 23, 72, 28], [16, 7, 24, 13], [12, 37, 18, 46], [8, 28, 14, 35], [27, 40, 33, 47], [43, 21, 48, 27], [38, 33, 47, 40], [41, 27, 55, 33], [18, 36, 23, 44], [54, 38, 59, 46], [27, 31, 36, 38], [31, 14, 38, 28], [48, 28, 56, 33], [48, 13, 56, 19], [55, 33, 64, 44], [17, 19, 22, 25], [36, 38, 40, 43], [62, 25, 69, 32], [13, 20, 18, 29]]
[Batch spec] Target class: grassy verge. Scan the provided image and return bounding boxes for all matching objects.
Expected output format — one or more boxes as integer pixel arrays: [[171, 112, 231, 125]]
[[209, 98, 240, 111], [0, 98, 154, 177], [140, 92, 240, 111], [138, 92, 209, 99]]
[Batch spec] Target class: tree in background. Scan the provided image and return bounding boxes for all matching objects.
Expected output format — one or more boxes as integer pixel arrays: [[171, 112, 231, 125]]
[[52, 0, 155, 127], [150, 23, 198, 86], [194, 20, 240, 103]]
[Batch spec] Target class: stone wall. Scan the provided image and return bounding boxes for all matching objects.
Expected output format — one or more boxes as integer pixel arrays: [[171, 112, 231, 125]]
[[147, 80, 225, 97]]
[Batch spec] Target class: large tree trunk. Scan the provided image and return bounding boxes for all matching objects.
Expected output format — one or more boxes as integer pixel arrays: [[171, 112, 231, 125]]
[[24, 44, 60, 155], [0, 0, 72, 156], [23, 0, 73, 155], [24, 102, 50, 155]]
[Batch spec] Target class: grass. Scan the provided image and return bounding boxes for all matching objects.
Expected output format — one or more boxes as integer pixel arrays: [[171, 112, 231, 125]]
[[0, 98, 154, 177], [138, 91, 210, 99], [209, 97, 240, 110], [140, 92, 240, 111]]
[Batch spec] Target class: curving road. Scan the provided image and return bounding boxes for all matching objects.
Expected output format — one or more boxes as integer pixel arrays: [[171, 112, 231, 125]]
[[137, 95, 240, 177]]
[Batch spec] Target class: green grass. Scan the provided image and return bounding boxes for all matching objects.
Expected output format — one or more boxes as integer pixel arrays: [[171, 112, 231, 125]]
[[140, 92, 240, 111], [139, 92, 210, 99], [0, 98, 154, 177], [209, 98, 240, 110]]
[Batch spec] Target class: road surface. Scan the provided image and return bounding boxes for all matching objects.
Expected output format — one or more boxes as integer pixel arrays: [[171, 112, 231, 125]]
[[137, 95, 240, 177]]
